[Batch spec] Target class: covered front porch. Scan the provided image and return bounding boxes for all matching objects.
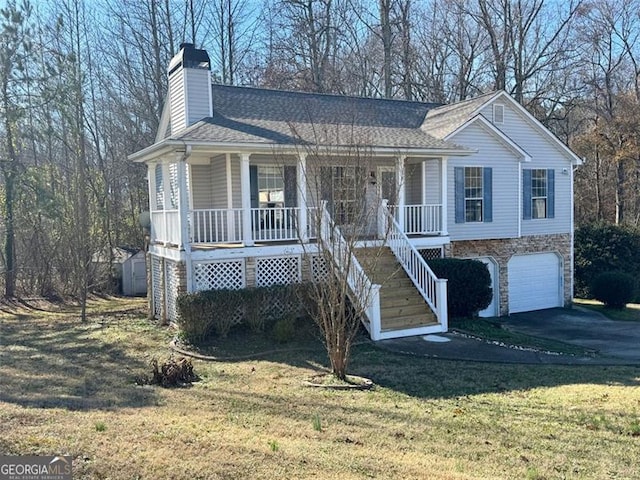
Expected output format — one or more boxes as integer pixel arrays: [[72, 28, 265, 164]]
[[148, 149, 450, 249]]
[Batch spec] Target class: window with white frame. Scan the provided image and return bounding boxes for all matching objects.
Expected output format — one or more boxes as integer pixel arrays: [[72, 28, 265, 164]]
[[155, 164, 164, 210], [523, 168, 554, 220], [257, 166, 284, 208], [531, 169, 547, 219], [455, 166, 492, 224], [464, 166, 483, 222], [333, 166, 361, 224]]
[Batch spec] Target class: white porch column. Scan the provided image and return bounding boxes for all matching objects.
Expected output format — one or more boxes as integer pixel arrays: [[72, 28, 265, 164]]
[[225, 153, 235, 241], [147, 163, 156, 241], [396, 155, 406, 231], [240, 153, 254, 246], [161, 162, 171, 245], [297, 153, 308, 242], [440, 156, 448, 235], [176, 153, 191, 252], [421, 161, 427, 205]]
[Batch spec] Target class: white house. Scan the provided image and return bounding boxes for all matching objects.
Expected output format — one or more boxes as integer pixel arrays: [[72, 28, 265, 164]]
[[129, 43, 581, 341]]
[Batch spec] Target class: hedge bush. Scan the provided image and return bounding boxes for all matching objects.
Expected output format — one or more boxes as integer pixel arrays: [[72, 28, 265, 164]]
[[575, 224, 640, 301], [176, 283, 310, 344], [427, 258, 493, 318], [591, 271, 636, 309], [176, 288, 244, 342]]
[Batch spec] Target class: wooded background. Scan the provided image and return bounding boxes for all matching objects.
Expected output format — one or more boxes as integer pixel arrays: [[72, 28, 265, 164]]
[[1, 0, 639, 300]]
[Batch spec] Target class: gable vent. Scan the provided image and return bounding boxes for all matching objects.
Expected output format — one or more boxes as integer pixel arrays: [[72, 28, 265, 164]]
[[493, 104, 505, 124]]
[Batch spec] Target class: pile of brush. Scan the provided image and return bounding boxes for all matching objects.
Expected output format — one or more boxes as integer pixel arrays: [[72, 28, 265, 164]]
[[139, 356, 199, 388]]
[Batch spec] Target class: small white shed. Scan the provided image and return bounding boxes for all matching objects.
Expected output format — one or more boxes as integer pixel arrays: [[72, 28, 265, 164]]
[[114, 248, 147, 296]]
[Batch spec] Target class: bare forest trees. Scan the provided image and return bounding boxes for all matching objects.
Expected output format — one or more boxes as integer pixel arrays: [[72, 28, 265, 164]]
[[572, 0, 640, 226], [2, 0, 640, 300]]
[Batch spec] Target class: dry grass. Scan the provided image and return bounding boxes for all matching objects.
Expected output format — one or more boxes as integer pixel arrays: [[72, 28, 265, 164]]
[[1, 297, 639, 479]]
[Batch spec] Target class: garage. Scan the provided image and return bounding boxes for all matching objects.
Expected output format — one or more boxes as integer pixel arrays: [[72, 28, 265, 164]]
[[508, 253, 562, 313]]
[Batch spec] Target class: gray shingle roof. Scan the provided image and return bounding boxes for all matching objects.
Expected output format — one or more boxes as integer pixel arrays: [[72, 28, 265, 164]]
[[421, 91, 499, 138], [170, 85, 469, 151]]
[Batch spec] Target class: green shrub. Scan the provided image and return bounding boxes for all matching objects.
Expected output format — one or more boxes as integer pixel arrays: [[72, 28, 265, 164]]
[[176, 289, 244, 342], [427, 258, 492, 318], [243, 287, 268, 333], [176, 284, 310, 343], [575, 224, 640, 301], [591, 271, 636, 309], [272, 316, 296, 343]]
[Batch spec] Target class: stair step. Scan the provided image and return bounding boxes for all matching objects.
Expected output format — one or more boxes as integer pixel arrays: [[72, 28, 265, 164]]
[[381, 314, 438, 331], [380, 295, 428, 308], [381, 303, 430, 318], [377, 279, 416, 289]]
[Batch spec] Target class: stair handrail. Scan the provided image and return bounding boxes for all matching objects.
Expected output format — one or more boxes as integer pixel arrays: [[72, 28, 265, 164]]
[[318, 201, 382, 339], [380, 200, 448, 329]]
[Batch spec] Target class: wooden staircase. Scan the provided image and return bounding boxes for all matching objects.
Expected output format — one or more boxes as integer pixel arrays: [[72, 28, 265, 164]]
[[355, 247, 438, 332]]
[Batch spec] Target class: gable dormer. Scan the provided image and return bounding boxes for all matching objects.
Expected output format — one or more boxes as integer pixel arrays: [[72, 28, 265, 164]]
[[167, 43, 212, 135]]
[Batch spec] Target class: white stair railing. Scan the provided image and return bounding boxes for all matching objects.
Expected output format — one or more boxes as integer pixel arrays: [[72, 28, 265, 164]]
[[318, 202, 382, 340], [380, 200, 448, 329]]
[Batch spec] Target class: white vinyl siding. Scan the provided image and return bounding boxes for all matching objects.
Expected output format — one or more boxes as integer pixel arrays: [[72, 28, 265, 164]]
[[191, 163, 213, 209], [169, 69, 210, 134], [184, 69, 211, 126], [210, 156, 227, 208], [447, 122, 519, 240], [424, 159, 441, 205], [168, 70, 186, 133], [405, 163, 422, 204], [479, 101, 572, 236]]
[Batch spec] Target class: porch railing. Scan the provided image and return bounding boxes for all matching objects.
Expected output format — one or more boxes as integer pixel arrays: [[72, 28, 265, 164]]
[[251, 207, 299, 242], [151, 210, 180, 244], [390, 204, 443, 235], [162, 204, 444, 245], [381, 201, 448, 329], [319, 202, 382, 339], [190, 208, 243, 244]]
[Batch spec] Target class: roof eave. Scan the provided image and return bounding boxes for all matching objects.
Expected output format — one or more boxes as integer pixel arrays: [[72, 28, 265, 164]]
[[129, 138, 475, 162]]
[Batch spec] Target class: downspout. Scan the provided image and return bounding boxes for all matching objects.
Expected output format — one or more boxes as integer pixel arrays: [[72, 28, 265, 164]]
[[518, 160, 522, 238], [570, 164, 578, 307], [178, 143, 193, 292]]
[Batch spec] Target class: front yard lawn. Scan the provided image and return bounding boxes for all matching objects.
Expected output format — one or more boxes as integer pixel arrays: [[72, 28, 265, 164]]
[[574, 298, 640, 322], [0, 297, 639, 479]]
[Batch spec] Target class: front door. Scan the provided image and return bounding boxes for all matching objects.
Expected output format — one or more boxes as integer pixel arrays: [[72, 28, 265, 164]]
[[377, 167, 396, 204]]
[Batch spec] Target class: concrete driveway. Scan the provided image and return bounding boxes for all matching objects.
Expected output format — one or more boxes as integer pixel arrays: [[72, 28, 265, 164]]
[[500, 307, 640, 362]]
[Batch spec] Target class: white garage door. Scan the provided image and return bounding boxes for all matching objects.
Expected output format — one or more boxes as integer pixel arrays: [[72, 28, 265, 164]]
[[508, 253, 562, 314]]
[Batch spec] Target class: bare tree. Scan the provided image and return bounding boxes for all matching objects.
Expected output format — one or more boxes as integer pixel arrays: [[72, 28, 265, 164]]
[[261, 0, 346, 92], [0, 0, 35, 297]]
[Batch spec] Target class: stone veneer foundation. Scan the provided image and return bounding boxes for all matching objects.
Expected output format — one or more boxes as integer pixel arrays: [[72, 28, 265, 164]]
[[446, 233, 572, 316]]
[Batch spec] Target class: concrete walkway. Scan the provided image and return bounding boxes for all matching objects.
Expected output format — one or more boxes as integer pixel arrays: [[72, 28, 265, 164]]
[[378, 307, 640, 365]]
